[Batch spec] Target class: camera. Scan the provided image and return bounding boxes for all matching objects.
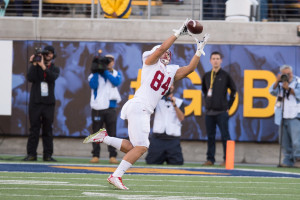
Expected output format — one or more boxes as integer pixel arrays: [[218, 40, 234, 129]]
[[32, 47, 50, 62], [166, 97, 173, 102], [91, 56, 111, 74], [163, 89, 173, 102], [32, 48, 43, 62], [280, 74, 289, 82]]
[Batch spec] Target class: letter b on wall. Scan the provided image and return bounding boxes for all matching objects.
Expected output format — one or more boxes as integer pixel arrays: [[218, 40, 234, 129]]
[[243, 70, 276, 117]]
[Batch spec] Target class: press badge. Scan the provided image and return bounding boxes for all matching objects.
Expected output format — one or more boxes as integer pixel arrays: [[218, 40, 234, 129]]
[[41, 82, 49, 96], [207, 88, 213, 97], [275, 96, 282, 107]]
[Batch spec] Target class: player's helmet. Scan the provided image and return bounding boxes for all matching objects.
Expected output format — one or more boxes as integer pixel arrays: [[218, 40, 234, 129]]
[[151, 45, 172, 65], [160, 49, 171, 65], [151, 45, 161, 52]]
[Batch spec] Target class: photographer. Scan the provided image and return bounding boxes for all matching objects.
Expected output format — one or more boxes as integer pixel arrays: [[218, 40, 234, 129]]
[[270, 65, 300, 168], [146, 84, 185, 165], [88, 54, 122, 164], [23, 45, 60, 162]]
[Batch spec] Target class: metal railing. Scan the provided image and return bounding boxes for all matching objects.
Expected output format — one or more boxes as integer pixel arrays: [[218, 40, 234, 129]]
[[1, 0, 299, 21]]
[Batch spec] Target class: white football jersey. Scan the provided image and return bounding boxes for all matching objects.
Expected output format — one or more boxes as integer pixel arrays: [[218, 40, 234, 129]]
[[133, 50, 179, 113]]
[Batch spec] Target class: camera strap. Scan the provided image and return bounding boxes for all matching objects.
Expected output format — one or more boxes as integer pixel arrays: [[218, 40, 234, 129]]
[[286, 88, 291, 99]]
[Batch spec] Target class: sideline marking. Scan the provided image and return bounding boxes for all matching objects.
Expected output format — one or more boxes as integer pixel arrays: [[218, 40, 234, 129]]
[[52, 166, 228, 175], [1, 163, 300, 178]]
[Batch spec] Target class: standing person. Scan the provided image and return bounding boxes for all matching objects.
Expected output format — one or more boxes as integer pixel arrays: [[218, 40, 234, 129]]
[[83, 19, 209, 190], [260, 0, 268, 21], [201, 51, 236, 166], [269, 65, 300, 168], [23, 45, 60, 161], [88, 54, 122, 164], [146, 84, 185, 165], [99, 0, 131, 19]]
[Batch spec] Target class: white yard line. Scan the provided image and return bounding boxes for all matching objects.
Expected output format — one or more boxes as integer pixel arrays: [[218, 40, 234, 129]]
[[82, 191, 299, 199], [82, 192, 239, 200], [0, 180, 100, 187], [0, 187, 186, 194], [0, 180, 297, 194], [0, 179, 296, 200], [0, 193, 91, 198]]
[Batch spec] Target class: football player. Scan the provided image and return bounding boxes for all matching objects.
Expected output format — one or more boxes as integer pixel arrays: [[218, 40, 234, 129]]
[[84, 18, 210, 190]]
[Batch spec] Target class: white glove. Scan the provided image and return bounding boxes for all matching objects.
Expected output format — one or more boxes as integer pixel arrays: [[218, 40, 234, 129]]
[[173, 18, 191, 38], [195, 33, 210, 57]]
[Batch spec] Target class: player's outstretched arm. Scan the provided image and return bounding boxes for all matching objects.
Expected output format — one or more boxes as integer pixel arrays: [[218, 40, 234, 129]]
[[145, 36, 177, 66], [174, 33, 210, 82], [145, 19, 190, 66]]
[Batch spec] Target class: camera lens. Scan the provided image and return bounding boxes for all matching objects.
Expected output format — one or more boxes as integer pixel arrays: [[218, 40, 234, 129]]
[[280, 74, 289, 82], [33, 55, 42, 62]]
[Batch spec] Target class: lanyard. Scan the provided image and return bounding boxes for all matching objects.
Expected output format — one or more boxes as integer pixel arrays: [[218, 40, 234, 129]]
[[210, 71, 216, 89], [43, 63, 51, 80]]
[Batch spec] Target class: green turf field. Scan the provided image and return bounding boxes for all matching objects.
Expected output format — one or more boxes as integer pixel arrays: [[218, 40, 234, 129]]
[[0, 155, 300, 200], [1, 172, 300, 200]]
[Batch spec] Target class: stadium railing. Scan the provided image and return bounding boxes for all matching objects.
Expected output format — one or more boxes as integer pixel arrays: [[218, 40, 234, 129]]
[[42, 0, 162, 6], [2, 0, 299, 22]]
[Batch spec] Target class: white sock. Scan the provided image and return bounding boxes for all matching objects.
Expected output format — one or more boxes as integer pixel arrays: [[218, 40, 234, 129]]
[[112, 160, 132, 177], [103, 136, 122, 151]]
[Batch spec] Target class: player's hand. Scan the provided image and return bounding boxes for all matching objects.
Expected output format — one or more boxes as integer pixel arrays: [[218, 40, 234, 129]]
[[173, 18, 191, 38], [195, 33, 210, 57]]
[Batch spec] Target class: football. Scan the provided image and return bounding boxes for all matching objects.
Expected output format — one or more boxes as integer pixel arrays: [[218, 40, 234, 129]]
[[187, 20, 203, 34]]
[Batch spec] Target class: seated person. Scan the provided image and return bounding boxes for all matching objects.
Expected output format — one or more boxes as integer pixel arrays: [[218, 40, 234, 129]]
[[146, 84, 184, 165]]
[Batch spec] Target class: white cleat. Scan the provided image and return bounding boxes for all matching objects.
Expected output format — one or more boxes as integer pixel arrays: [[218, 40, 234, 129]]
[[83, 128, 108, 144], [107, 174, 129, 190]]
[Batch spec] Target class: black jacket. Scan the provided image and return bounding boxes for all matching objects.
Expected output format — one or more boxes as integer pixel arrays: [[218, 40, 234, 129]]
[[27, 62, 60, 105], [202, 68, 236, 112]]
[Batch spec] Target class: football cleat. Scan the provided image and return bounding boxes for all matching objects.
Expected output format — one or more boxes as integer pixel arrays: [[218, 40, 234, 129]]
[[83, 128, 108, 144], [107, 174, 129, 190]]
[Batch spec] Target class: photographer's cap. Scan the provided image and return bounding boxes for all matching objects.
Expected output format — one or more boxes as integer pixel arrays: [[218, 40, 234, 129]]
[[44, 45, 55, 54], [105, 54, 114, 60]]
